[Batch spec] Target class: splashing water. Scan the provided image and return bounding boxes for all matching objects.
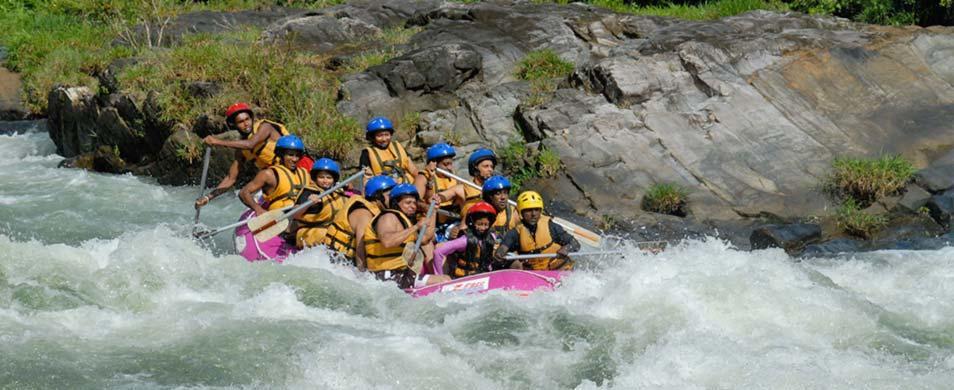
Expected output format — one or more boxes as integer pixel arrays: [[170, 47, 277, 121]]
[[1, 127, 953, 389]]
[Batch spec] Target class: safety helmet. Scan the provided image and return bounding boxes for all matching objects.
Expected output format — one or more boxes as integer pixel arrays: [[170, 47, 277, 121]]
[[388, 183, 419, 209], [365, 175, 397, 200], [426, 143, 456, 163], [365, 116, 394, 140], [275, 135, 305, 153], [225, 102, 253, 121], [481, 175, 511, 199], [516, 191, 544, 212], [311, 158, 340, 181], [466, 201, 498, 225], [467, 148, 497, 177]]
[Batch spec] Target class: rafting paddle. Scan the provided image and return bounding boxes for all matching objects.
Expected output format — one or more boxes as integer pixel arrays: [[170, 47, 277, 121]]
[[403, 199, 437, 275], [504, 250, 626, 261], [192, 147, 213, 234], [436, 168, 603, 247], [248, 171, 365, 241]]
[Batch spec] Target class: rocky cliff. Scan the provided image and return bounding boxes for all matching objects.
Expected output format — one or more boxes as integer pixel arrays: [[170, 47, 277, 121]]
[[43, 0, 954, 249]]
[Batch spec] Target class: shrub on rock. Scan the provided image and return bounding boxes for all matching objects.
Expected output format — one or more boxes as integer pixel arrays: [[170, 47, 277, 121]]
[[641, 183, 688, 217]]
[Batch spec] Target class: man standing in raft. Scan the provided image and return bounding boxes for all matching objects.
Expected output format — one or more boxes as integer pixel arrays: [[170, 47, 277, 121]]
[[293, 158, 348, 250], [194, 102, 291, 209], [364, 184, 449, 289], [359, 116, 418, 185], [323, 175, 396, 270], [238, 135, 310, 218], [494, 191, 580, 271]]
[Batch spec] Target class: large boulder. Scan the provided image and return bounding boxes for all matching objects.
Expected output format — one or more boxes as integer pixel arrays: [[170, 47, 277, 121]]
[[146, 126, 236, 186], [47, 86, 165, 165], [47, 86, 99, 157], [925, 190, 954, 229], [750, 223, 822, 254]]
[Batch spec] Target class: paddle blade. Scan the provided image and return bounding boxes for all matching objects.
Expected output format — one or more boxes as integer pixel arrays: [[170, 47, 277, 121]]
[[252, 219, 290, 242], [245, 209, 289, 240], [554, 218, 601, 247], [402, 246, 425, 275]]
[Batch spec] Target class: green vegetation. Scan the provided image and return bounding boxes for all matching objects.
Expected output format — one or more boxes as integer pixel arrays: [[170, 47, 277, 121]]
[[515, 49, 575, 82], [835, 198, 887, 238], [116, 28, 360, 158], [0, 0, 420, 159], [514, 49, 575, 107], [823, 154, 915, 207], [789, 0, 954, 26], [526, 0, 789, 20], [641, 183, 689, 216], [525, 0, 954, 25], [499, 139, 562, 194]]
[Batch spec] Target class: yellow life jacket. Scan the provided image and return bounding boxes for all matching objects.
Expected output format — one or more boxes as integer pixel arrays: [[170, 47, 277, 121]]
[[492, 204, 520, 237], [364, 209, 416, 272], [322, 197, 380, 260], [516, 216, 570, 270], [430, 173, 460, 223], [241, 119, 290, 169], [295, 188, 347, 249], [365, 141, 414, 184], [459, 180, 485, 217], [265, 165, 309, 211]]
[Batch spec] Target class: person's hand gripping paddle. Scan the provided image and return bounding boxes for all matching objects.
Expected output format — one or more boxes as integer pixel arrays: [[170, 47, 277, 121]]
[[403, 199, 437, 275]]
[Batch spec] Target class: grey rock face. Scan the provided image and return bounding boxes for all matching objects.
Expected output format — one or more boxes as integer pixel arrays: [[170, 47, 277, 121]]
[[261, 0, 443, 52], [338, 2, 954, 226]]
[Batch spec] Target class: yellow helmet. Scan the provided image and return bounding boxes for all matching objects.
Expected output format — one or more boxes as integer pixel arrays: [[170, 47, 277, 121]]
[[516, 191, 544, 212]]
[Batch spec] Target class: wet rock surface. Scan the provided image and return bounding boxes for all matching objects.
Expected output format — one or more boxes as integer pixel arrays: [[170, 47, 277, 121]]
[[750, 224, 822, 254]]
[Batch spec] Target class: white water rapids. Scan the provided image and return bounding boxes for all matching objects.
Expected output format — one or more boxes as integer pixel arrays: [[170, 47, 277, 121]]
[[2, 125, 953, 389]]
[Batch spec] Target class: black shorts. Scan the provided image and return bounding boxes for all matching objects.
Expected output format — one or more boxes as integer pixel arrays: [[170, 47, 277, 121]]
[[373, 268, 417, 289]]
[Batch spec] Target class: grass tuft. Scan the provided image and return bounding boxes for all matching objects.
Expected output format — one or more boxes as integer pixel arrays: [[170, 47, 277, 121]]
[[515, 50, 574, 107], [835, 198, 887, 239], [823, 154, 914, 207], [515, 49, 574, 82], [499, 139, 561, 194], [641, 183, 689, 216]]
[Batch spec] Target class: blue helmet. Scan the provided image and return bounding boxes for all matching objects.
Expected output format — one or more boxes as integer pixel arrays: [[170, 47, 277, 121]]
[[311, 158, 340, 181], [275, 135, 305, 152], [365, 116, 394, 136], [482, 175, 511, 196], [389, 183, 419, 209], [467, 148, 497, 176], [426, 143, 456, 163], [365, 175, 397, 200]]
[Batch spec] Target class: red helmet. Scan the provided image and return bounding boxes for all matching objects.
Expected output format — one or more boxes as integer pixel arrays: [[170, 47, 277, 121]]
[[466, 201, 498, 223], [225, 102, 252, 120]]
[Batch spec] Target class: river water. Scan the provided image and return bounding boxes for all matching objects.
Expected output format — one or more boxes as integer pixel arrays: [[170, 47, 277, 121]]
[[2, 124, 953, 389]]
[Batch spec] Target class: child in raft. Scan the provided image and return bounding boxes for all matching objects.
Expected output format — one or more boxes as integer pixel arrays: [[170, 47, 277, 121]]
[[430, 201, 500, 278]]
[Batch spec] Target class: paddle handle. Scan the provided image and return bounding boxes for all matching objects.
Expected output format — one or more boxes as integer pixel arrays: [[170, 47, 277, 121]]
[[196, 171, 362, 239], [193, 147, 213, 226], [504, 250, 625, 261], [268, 171, 365, 226], [411, 200, 438, 255]]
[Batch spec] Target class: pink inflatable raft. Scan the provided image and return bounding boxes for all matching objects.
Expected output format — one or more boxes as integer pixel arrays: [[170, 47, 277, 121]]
[[406, 270, 565, 298], [233, 209, 297, 262]]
